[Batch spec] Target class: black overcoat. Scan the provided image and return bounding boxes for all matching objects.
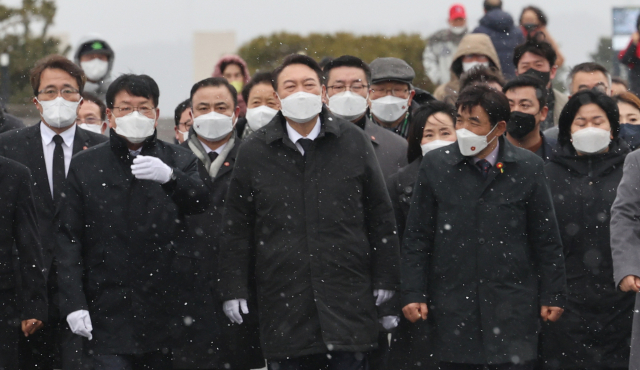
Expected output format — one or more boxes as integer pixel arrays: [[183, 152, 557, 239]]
[[402, 137, 566, 365]]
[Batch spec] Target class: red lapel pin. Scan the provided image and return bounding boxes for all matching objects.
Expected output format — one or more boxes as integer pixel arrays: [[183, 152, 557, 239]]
[[496, 162, 504, 173], [224, 162, 230, 167], [83, 146, 88, 150]]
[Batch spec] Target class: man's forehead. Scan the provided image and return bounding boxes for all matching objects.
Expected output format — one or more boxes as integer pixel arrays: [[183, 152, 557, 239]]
[[506, 86, 537, 100], [328, 66, 366, 82], [193, 86, 233, 104], [280, 63, 319, 81], [574, 71, 608, 85]]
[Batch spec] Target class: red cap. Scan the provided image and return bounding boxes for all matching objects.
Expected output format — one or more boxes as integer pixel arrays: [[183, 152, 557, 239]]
[[449, 4, 466, 20]]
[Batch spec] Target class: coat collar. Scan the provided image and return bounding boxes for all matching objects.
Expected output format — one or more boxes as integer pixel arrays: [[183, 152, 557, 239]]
[[264, 105, 341, 147], [444, 136, 520, 166]]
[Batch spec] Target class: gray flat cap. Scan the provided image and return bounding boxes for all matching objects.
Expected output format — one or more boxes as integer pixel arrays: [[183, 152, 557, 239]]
[[370, 57, 415, 85]]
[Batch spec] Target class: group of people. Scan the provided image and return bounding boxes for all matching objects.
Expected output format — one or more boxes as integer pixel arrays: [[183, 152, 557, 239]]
[[2, 1, 640, 370]]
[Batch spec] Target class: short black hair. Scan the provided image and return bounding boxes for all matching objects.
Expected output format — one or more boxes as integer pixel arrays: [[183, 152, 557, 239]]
[[241, 72, 273, 105], [520, 6, 548, 26], [105, 74, 159, 109], [567, 62, 611, 91], [502, 74, 548, 110], [174, 98, 191, 127], [483, 0, 502, 12], [456, 84, 510, 127], [459, 66, 506, 92], [272, 54, 323, 90], [513, 37, 557, 69], [407, 100, 457, 163], [322, 55, 372, 86], [190, 77, 238, 108], [557, 89, 620, 147], [81, 92, 106, 121]]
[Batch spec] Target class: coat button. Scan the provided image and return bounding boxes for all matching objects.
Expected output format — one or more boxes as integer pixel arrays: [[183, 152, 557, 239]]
[[478, 238, 485, 245], [478, 198, 484, 205]]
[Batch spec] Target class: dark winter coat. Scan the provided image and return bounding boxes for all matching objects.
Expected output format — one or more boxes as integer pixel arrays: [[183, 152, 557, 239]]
[[56, 131, 209, 355], [0, 157, 47, 320], [363, 115, 408, 180], [619, 41, 640, 96], [219, 107, 400, 360], [0, 112, 24, 134], [473, 9, 525, 79], [173, 132, 263, 369], [402, 137, 566, 365], [541, 140, 634, 369]]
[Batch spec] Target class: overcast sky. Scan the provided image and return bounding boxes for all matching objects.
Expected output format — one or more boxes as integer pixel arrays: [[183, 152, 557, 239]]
[[16, 0, 640, 116]]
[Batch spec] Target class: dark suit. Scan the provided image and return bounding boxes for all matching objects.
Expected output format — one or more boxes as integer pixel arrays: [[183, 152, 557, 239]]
[[0, 123, 107, 369], [0, 157, 47, 369]]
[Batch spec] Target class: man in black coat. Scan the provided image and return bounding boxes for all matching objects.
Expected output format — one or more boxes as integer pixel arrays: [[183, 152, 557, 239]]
[[0, 54, 107, 369], [173, 77, 263, 369], [219, 54, 400, 370], [0, 157, 48, 369], [402, 85, 566, 370], [56, 73, 209, 369]]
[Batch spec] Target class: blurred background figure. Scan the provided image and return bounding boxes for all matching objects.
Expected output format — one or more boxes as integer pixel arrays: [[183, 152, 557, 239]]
[[543, 90, 634, 370], [434, 33, 501, 105], [518, 5, 565, 68], [76, 92, 108, 135], [74, 35, 115, 102], [174, 98, 192, 144], [615, 91, 640, 151], [458, 65, 505, 92], [423, 3, 468, 86], [213, 55, 251, 117], [612, 77, 630, 96], [472, 0, 524, 79], [618, 15, 640, 96], [239, 71, 280, 138]]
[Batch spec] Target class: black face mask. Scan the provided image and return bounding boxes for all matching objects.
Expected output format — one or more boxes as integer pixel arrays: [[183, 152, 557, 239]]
[[507, 111, 538, 139], [522, 23, 539, 33], [522, 68, 551, 87], [619, 123, 640, 151]]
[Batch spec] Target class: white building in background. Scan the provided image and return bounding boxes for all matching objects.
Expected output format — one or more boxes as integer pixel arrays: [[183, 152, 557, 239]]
[[193, 31, 236, 83]]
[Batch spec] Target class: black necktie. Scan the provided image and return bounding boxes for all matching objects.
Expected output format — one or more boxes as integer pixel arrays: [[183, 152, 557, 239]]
[[52, 135, 65, 200], [208, 152, 218, 163], [476, 159, 492, 179], [298, 138, 313, 156]]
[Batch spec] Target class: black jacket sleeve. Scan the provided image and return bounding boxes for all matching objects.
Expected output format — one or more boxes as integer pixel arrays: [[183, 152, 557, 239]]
[[161, 154, 209, 215], [56, 165, 89, 317], [218, 148, 255, 301], [15, 167, 47, 321], [401, 161, 437, 306], [620, 42, 639, 65], [362, 138, 401, 291], [529, 161, 567, 307]]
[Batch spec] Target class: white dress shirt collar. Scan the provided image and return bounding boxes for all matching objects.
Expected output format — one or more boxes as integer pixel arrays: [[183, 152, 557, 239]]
[[286, 117, 321, 155], [474, 140, 500, 167], [41, 121, 76, 147]]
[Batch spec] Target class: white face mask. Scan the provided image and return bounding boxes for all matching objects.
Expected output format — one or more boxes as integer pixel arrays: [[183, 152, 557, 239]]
[[81, 59, 109, 81], [456, 125, 498, 156], [328, 91, 368, 121], [421, 140, 453, 156], [37, 97, 82, 128], [78, 123, 103, 134], [246, 105, 279, 131], [450, 26, 467, 35], [370, 95, 410, 123], [571, 127, 611, 154], [113, 111, 156, 144], [178, 130, 189, 142], [193, 111, 235, 141], [462, 61, 490, 72], [279, 91, 322, 124]]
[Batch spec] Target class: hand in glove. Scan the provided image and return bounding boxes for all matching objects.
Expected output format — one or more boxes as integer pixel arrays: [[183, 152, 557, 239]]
[[379, 315, 400, 330], [223, 299, 249, 324], [67, 310, 93, 340], [373, 289, 395, 306], [131, 155, 173, 184]]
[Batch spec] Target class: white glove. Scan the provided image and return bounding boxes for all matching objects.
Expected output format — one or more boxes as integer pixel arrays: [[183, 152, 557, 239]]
[[223, 299, 249, 324], [379, 315, 400, 330], [373, 289, 395, 306], [131, 155, 172, 184], [67, 310, 93, 340]]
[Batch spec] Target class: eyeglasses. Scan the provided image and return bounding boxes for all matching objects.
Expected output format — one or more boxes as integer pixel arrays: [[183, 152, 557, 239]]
[[37, 88, 81, 101], [327, 82, 369, 94], [112, 106, 156, 118], [75, 117, 102, 125], [370, 87, 411, 98]]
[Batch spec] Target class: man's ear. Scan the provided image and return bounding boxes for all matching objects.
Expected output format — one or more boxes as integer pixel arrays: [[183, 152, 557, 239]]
[[106, 108, 116, 129], [407, 89, 416, 106], [154, 108, 160, 128], [321, 85, 328, 105], [234, 106, 241, 123], [539, 105, 549, 123], [550, 65, 558, 81]]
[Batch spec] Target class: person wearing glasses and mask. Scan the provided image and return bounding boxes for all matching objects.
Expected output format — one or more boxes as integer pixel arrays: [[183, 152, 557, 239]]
[[323, 55, 408, 180], [0, 55, 107, 370], [56, 74, 209, 369], [76, 92, 109, 135]]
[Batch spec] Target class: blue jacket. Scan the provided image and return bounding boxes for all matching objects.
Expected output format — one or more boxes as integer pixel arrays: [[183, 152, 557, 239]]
[[473, 9, 524, 79]]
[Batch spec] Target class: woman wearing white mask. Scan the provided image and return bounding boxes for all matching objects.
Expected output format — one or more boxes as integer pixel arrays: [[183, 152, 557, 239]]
[[541, 90, 634, 370], [238, 72, 281, 139], [74, 36, 114, 102]]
